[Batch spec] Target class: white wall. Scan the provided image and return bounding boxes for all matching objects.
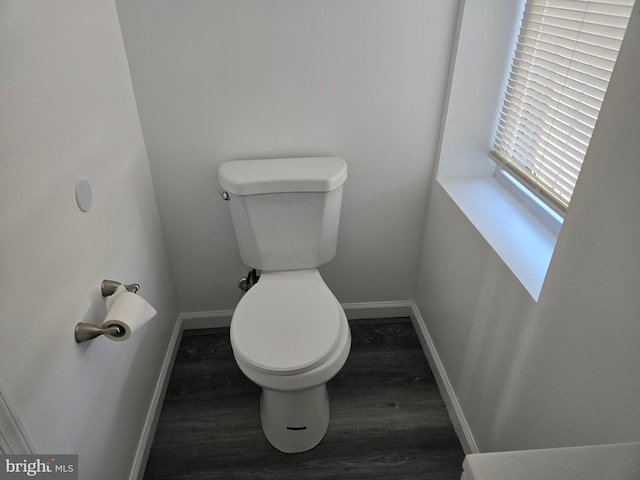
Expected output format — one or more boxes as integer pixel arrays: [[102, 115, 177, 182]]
[[114, 0, 460, 313], [415, 5, 640, 452], [10, 0, 633, 470], [0, 1, 177, 478]]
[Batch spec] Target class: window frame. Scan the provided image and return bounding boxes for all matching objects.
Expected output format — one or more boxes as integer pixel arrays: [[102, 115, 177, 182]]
[[434, 0, 633, 301], [434, 0, 557, 301]]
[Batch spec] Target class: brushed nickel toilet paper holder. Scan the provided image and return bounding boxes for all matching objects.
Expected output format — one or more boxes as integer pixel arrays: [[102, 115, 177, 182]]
[[74, 280, 141, 343], [74, 323, 125, 343], [100, 279, 140, 296]]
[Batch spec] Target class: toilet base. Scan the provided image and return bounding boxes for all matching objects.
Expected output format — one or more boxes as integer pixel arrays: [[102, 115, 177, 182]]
[[260, 385, 330, 453]]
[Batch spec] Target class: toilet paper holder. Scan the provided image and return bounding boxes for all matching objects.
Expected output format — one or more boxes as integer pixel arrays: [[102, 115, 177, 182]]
[[74, 279, 142, 343], [100, 279, 140, 296]]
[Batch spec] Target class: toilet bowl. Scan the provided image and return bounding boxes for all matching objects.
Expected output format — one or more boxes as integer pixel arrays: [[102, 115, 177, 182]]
[[230, 269, 350, 453]]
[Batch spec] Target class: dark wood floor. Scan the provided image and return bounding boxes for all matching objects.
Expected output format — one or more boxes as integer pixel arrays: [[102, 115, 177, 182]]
[[143, 318, 465, 479]]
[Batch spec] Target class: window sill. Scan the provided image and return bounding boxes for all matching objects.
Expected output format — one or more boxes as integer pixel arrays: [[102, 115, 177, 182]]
[[438, 174, 561, 301]]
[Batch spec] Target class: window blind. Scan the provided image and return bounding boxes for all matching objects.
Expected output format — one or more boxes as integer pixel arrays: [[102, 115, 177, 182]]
[[492, 0, 634, 212]]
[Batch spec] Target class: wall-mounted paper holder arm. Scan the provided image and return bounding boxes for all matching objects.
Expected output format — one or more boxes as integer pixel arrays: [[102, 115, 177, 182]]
[[75, 323, 125, 343], [101, 279, 140, 296]]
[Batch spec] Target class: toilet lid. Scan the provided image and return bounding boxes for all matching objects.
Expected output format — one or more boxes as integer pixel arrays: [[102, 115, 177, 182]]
[[230, 278, 342, 376]]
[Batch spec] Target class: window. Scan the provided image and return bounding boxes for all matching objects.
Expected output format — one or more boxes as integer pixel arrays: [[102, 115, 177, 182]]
[[492, 0, 634, 213]]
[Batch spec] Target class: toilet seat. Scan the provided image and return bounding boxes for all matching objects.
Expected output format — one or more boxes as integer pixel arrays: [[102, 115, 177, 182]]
[[230, 276, 342, 376]]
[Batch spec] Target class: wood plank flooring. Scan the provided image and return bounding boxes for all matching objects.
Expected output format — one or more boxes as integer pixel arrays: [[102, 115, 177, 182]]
[[143, 318, 465, 479]]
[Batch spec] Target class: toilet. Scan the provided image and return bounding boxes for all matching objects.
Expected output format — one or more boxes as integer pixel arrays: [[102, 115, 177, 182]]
[[218, 157, 351, 454]]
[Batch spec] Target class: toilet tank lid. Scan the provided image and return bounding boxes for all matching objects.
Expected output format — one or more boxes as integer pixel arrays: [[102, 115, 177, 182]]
[[218, 157, 347, 195]]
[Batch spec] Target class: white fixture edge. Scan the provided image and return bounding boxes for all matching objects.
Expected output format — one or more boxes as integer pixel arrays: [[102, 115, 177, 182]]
[[0, 385, 35, 455]]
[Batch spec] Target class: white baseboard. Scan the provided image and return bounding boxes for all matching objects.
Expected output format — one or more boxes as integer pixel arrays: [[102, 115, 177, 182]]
[[132, 300, 476, 479], [341, 300, 413, 320], [130, 318, 184, 480], [178, 302, 479, 455], [179, 300, 414, 330], [408, 302, 479, 454], [179, 310, 234, 330]]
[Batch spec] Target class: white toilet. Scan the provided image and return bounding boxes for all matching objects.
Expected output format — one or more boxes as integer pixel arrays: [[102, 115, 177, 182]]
[[218, 156, 351, 454]]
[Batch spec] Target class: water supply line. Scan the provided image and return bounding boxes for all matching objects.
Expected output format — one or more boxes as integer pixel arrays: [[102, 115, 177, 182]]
[[239, 269, 260, 293]]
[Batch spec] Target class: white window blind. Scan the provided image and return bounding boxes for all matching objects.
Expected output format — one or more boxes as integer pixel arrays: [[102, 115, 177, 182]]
[[492, 0, 634, 212]]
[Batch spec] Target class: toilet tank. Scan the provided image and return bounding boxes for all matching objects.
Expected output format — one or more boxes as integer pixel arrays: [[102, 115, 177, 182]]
[[218, 157, 348, 271]]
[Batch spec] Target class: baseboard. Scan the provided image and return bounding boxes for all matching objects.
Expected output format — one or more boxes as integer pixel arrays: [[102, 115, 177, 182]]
[[341, 300, 413, 320], [130, 318, 184, 480], [408, 302, 479, 455], [132, 300, 475, 479], [177, 301, 478, 454], [180, 310, 234, 330], [179, 301, 414, 330]]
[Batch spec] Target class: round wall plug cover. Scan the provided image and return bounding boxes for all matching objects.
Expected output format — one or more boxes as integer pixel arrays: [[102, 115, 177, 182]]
[[75, 178, 93, 212]]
